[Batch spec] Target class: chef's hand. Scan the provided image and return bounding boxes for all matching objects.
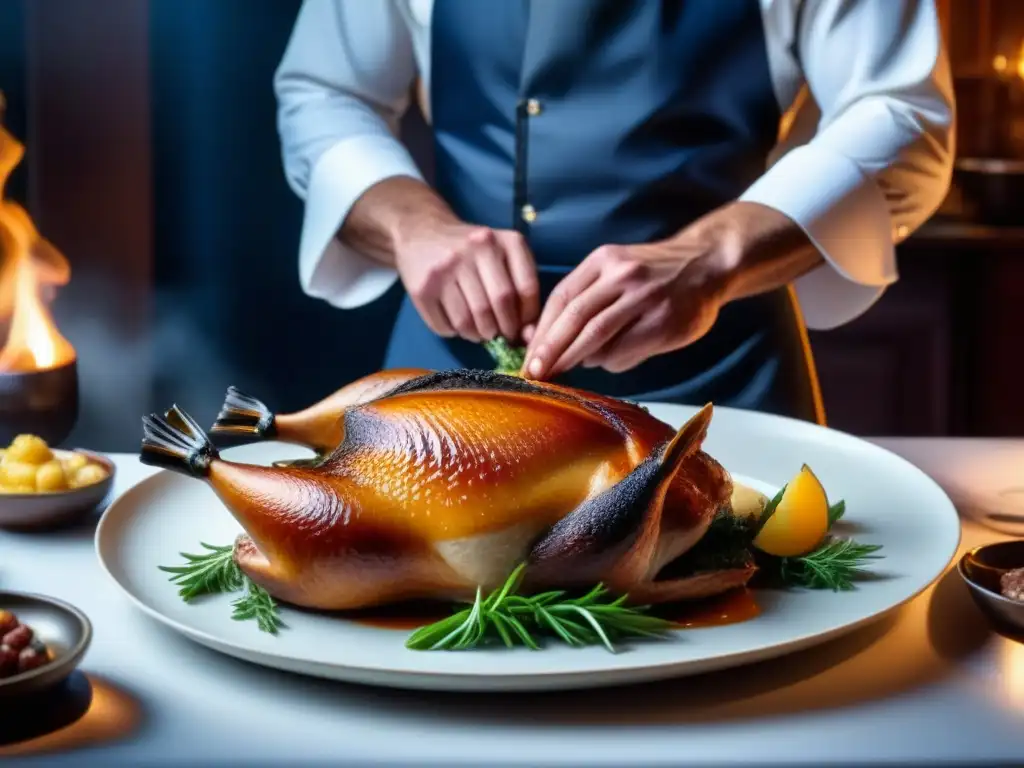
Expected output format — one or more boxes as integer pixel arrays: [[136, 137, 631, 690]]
[[340, 176, 541, 344], [521, 202, 821, 379], [395, 220, 540, 343]]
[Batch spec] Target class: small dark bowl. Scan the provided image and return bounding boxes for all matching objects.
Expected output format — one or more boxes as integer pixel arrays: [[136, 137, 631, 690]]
[[0, 360, 79, 448], [957, 540, 1024, 635], [0, 591, 92, 698], [0, 449, 115, 530]]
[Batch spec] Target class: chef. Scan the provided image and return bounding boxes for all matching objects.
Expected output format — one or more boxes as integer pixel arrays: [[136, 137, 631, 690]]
[[273, 0, 954, 424]]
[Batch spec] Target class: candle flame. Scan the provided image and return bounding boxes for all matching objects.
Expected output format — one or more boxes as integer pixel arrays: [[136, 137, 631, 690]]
[[0, 114, 75, 373]]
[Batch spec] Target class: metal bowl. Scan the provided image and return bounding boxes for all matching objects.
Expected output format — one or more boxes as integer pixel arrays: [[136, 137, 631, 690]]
[[0, 591, 92, 698], [957, 540, 1024, 636], [0, 360, 79, 448], [0, 449, 115, 530]]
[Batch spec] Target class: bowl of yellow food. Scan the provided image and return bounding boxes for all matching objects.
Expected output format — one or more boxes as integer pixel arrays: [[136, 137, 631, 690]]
[[0, 434, 114, 530]]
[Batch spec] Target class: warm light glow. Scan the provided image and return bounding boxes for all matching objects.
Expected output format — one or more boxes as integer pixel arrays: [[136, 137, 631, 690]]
[[0, 116, 75, 372], [994, 54, 1009, 72], [0, 674, 144, 758], [999, 639, 1024, 708]]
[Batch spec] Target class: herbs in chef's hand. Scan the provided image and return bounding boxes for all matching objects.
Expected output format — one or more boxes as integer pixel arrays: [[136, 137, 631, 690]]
[[484, 337, 527, 375], [158, 542, 285, 634], [406, 563, 674, 653]]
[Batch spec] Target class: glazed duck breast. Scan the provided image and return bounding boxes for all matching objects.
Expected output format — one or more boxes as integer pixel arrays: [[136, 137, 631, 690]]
[[141, 370, 748, 612]]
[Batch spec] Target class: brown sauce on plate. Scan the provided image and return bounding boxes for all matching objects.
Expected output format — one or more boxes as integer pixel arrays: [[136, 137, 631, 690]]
[[346, 588, 760, 631], [652, 588, 761, 629], [347, 601, 452, 630]]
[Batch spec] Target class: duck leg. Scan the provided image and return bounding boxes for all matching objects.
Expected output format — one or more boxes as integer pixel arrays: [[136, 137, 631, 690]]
[[210, 368, 432, 453]]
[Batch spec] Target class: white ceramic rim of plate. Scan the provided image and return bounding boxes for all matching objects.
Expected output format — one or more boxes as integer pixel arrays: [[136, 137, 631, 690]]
[[95, 401, 962, 690]]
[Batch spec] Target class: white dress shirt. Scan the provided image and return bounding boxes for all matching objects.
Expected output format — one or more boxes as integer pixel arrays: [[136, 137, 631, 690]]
[[273, 0, 954, 331]]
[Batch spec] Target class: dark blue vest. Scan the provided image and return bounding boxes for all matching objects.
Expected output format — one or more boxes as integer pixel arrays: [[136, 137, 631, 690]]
[[383, 0, 821, 422]]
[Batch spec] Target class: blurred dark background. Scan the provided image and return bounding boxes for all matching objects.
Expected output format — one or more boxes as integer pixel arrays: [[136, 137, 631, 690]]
[[0, 0, 1023, 451], [0, 0, 414, 451]]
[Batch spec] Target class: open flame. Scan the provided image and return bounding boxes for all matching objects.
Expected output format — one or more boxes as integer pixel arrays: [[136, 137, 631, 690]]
[[0, 103, 75, 373]]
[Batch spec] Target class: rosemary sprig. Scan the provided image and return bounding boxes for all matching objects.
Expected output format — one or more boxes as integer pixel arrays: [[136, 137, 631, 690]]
[[484, 337, 527, 375], [158, 542, 244, 601], [405, 563, 675, 652], [231, 579, 286, 634], [158, 542, 286, 634], [777, 537, 884, 591]]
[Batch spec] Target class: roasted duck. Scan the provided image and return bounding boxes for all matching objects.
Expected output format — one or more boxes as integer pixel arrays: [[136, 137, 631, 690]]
[[141, 370, 752, 611]]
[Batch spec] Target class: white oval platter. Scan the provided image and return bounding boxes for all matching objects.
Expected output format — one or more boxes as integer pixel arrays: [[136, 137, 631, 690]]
[[95, 401, 960, 692]]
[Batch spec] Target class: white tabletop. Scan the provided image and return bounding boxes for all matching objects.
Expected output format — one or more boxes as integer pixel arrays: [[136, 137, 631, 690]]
[[2, 439, 1023, 766]]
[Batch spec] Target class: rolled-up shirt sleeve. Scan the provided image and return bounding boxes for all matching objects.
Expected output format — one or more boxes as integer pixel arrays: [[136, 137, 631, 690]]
[[274, 0, 421, 308], [741, 0, 955, 330]]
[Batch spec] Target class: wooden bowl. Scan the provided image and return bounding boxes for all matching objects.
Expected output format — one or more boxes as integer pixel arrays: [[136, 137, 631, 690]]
[[0, 591, 92, 698], [0, 449, 115, 530]]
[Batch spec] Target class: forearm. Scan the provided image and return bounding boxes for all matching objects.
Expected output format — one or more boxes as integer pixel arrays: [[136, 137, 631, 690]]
[[738, 0, 953, 330], [340, 177, 459, 267], [686, 201, 823, 305], [274, 0, 436, 309]]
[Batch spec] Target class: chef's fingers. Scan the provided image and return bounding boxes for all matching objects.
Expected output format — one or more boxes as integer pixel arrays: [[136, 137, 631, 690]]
[[525, 277, 620, 380], [524, 260, 601, 374], [476, 250, 520, 341], [456, 267, 499, 341], [595, 306, 669, 373], [440, 282, 481, 342], [411, 294, 455, 338], [499, 232, 541, 335], [544, 296, 641, 378]]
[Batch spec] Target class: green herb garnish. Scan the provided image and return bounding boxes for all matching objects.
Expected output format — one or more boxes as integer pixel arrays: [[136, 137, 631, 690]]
[[405, 563, 674, 652], [159, 542, 285, 634], [484, 337, 527, 375], [158, 542, 244, 600], [230, 578, 286, 634], [827, 499, 846, 526], [751, 484, 881, 591], [775, 537, 883, 591], [756, 484, 787, 532]]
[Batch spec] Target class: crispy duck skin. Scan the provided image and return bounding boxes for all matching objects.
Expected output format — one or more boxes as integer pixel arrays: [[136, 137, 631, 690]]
[[210, 368, 678, 463], [142, 370, 748, 612]]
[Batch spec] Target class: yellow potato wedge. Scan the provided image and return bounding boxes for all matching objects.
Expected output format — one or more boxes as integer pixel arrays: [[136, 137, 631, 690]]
[[753, 464, 830, 557]]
